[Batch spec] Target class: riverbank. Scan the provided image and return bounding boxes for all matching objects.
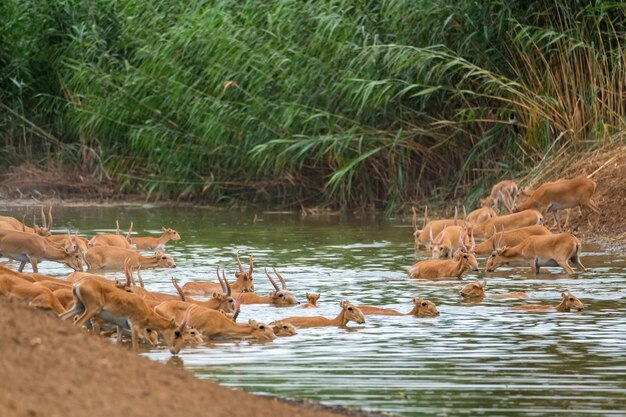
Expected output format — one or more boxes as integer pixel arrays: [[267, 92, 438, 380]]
[[0, 298, 382, 417]]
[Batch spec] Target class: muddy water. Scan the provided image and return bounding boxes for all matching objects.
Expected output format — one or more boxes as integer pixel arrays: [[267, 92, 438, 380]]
[[3, 206, 626, 416]]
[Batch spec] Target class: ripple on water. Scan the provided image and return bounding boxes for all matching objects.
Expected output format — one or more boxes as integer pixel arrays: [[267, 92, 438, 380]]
[[3, 206, 624, 417]]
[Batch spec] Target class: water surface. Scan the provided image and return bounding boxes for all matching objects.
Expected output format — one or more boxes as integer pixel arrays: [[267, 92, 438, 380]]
[[3, 206, 625, 416]]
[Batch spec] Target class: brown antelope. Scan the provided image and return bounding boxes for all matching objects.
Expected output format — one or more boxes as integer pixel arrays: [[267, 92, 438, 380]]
[[473, 225, 551, 255], [155, 302, 276, 341], [486, 233, 586, 275], [84, 246, 175, 271], [130, 227, 181, 250], [459, 280, 528, 300], [431, 225, 472, 259], [465, 207, 497, 226], [271, 300, 365, 328], [0, 268, 66, 314], [300, 292, 320, 308], [165, 268, 235, 314], [47, 232, 90, 258], [408, 232, 479, 279], [181, 253, 255, 295], [88, 221, 136, 249], [514, 175, 599, 230], [358, 297, 439, 317], [412, 206, 458, 250], [270, 320, 298, 336], [511, 292, 584, 312], [0, 206, 53, 236], [0, 230, 83, 272], [59, 276, 191, 354], [238, 267, 299, 306], [472, 209, 543, 239], [481, 180, 518, 212]]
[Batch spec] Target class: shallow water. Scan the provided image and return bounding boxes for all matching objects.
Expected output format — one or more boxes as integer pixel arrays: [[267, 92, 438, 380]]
[[3, 206, 626, 416]]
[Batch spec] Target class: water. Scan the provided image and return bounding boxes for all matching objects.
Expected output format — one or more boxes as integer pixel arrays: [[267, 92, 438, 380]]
[[3, 205, 626, 416]]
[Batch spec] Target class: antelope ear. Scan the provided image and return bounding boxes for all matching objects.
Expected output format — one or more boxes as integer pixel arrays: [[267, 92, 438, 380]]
[[169, 318, 176, 328], [162, 227, 166, 231], [414, 297, 423, 305], [212, 292, 219, 298], [268, 291, 276, 297], [481, 280, 487, 288], [561, 292, 567, 298], [306, 292, 310, 297]]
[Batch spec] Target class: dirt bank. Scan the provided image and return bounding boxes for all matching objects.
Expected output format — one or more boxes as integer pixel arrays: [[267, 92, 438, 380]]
[[0, 299, 376, 417]]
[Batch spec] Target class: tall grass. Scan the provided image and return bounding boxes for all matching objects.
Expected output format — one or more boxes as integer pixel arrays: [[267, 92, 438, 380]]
[[1, 0, 624, 209]]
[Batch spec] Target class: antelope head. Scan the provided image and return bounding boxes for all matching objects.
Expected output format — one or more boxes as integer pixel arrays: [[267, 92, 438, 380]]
[[270, 320, 298, 337], [485, 227, 508, 272], [63, 231, 84, 271], [33, 206, 53, 237], [559, 292, 584, 311], [305, 292, 320, 306], [265, 267, 299, 306], [430, 229, 446, 259], [159, 307, 192, 355], [248, 319, 277, 341], [455, 229, 479, 272], [214, 267, 236, 313], [339, 300, 365, 324], [153, 251, 176, 268], [235, 251, 255, 292], [162, 227, 181, 241], [410, 296, 439, 317], [460, 280, 486, 299]]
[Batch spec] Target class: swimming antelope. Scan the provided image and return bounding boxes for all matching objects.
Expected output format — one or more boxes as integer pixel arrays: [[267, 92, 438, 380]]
[[271, 300, 365, 328]]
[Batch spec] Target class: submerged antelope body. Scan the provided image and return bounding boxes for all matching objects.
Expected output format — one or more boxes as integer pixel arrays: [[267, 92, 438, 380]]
[[273, 300, 365, 328], [358, 297, 439, 317], [511, 292, 584, 312]]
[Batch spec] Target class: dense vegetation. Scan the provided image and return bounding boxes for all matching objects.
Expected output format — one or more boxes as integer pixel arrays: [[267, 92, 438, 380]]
[[1, 0, 624, 209]]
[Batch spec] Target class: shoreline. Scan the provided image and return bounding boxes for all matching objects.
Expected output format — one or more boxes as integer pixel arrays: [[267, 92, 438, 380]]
[[0, 298, 388, 417]]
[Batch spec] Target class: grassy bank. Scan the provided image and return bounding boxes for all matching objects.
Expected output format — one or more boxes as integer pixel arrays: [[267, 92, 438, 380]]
[[1, 1, 625, 209]]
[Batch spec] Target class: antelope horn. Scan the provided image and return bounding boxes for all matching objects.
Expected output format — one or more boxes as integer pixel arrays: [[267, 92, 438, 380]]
[[248, 254, 253, 276], [412, 207, 417, 232], [264, 267, 280, 291], [126, 222, 134, 240], [236, 251, 244, 272], [423, 206, 428, 229], [123, 259, 132, 287], [491, 225, 498, 251], [178, 307, 193, 332], [458, 229, 467, 251], [232, 295, 242, 322], [136, 266, 144, 288], [463, 205, 467, 220], [429, 227, 434, 243], [470, 231, 476, 253], [21, 214, 26, 232], [498, 225, 505, 248], [220, 268, 232, 296], [116, 220, 120, 235], [171, 277, 185, 301], [453, 206, 458, 225], [216, 266, 227, 293], [273, 267, 287, 289], [33, 215, 38, 229], [40, 206, 47, 229], [48, 206, 53, 229]]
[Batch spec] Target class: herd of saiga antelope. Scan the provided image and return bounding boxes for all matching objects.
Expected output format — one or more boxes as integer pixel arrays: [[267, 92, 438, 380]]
[[0, 174, 600, 355]]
